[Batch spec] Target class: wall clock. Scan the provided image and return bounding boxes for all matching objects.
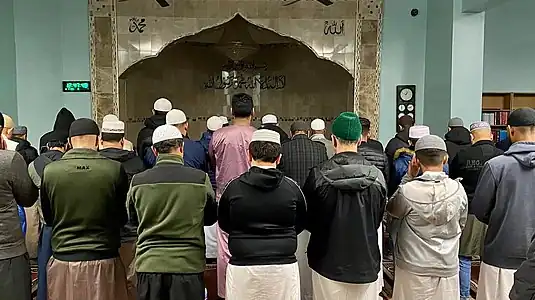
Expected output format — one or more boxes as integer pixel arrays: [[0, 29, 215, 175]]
[[395, 85, 416, 131]]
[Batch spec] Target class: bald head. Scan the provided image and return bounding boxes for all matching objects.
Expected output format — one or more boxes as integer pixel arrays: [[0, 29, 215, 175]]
[[470, 127, 492, 143], [2, 114, 15, 137]]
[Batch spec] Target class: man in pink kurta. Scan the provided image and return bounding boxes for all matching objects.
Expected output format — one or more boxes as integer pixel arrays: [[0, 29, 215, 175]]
[[209, 93, 256, 298]]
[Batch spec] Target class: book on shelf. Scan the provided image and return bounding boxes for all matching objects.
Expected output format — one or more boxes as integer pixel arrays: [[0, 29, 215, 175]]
[[482, 111, 508, 126], [491, 129, 508, 143]]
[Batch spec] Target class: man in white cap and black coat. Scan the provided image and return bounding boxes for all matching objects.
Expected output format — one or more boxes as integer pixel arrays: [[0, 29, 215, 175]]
[[219, 129, 306, 300], [42, 118, 130, 300], [136, 98, 172, 168], [310, 118, 335, 158], [388, 134, 467, 300], [99, 115, 146, 299], [472, 107, 535, 300], [260, 113, 290, 144], [128, 124, 217, 300]]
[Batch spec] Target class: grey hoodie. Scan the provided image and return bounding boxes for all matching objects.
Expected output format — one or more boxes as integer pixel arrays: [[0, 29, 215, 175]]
[[472, 142, 535, 269], [388, 171, 468, 277]]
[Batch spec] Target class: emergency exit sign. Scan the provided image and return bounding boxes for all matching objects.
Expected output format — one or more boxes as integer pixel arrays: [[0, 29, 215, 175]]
[[62, 81, 91, 93]]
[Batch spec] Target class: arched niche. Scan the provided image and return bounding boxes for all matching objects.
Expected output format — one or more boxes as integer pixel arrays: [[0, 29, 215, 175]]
[[119, 14, 354, 140]]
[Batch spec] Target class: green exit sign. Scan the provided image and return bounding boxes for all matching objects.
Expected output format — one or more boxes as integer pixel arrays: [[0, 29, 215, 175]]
[[62, 81, 91, 93]]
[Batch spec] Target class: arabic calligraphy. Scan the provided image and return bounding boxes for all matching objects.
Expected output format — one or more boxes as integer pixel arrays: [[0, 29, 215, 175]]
[[203, 74, 286, 90], [129, 17, 146, 33], [221, 60, 268, 72], [324, 20, 344, 35]]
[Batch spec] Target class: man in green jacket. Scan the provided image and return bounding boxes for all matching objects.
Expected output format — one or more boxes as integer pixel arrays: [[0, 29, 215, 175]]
[[128, 124, 217, 300], [41, 118, 130, 300]]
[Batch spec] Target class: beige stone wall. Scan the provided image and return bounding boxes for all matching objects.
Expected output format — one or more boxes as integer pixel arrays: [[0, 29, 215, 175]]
[[89, 0, 382, 137]]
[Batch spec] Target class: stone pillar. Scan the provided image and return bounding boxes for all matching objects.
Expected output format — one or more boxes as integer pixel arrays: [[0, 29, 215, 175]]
[[423, 0, 485, 135], [89, 0, 119, 124], [356, 0, 383, 138]]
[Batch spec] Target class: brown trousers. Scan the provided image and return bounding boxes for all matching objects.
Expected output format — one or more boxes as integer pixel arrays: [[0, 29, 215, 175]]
[[119, 242, 137, 300]]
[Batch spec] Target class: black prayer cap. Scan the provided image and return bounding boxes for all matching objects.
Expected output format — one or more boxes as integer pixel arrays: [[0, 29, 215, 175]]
[[69, 118, 100, 138], [290, 121, 309, 133], [508, 108, 535, 127]]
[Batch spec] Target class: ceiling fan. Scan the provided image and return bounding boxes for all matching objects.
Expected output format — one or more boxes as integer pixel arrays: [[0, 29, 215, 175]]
[[117, 0, 170, 7], [282, 0, 334, 6]]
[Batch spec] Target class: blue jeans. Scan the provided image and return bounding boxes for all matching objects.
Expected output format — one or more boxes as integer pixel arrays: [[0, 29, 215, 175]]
[[37, 225, 53, 300], [459, 256, 471, 300]]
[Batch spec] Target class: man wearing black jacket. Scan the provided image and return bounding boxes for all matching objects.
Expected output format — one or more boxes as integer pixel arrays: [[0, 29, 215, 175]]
[[449, 121, 503, 300], [304, 112, 387, 299], [136, 98, 172, 168], [218, 129, 306, 300], [260, 114, 290, 144], [99, 117, 145, 299], [445, 117, 472, 163]]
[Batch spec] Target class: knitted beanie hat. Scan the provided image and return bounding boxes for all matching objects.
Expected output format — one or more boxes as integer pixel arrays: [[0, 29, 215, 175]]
[[331, 112, 362, 141]]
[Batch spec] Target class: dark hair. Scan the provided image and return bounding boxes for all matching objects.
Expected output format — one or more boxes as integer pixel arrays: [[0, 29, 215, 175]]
[[360, 117, 371, 132], [399, 115, 414, 129], [153, 138, 183, 154], [101, 132, 124, 143], [231, 93, 253, 118], [154, 110, 167, 116], [47, 140, 66, 149], [249, 141, 281, 163], [415, 149, 447, 166]]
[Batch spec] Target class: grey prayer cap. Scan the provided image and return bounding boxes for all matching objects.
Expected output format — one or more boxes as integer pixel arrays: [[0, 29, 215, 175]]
[[415, 134, 447, 152], [12, 126, 27, 135], [470, 121, 491, 131], [448, 117, 464, 127]]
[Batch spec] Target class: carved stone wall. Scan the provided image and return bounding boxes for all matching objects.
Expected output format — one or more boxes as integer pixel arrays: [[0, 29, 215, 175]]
[[89, 0, 383, 137]]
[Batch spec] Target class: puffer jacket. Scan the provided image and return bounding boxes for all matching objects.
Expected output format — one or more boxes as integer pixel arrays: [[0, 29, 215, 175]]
[[388, 172, 468, 277], [358, 143, 389, 189], [303, 151, 387, 284]]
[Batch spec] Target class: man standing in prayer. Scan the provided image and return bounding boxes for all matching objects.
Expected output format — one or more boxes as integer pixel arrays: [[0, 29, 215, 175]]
[[136, 98, 172, 168], [310, 118, 335, 158], [219, 129, 307, 300], [166, 109, 209, 172], [445, 117, 472, 163], [0, 113, 39, 300], [472, 107, 535, 300], [387, 134, 467, 299], [209, 93, 257, 299], [359, 117, 384, 151], [260, 113, 290, 143], [39, 107, 76, 154], [449, 121, 503, 300], [42, 118, 129, 300], [303, 112, 387, 299], [129, 124, 217, 300], [28, 130, 69, 300], [278, 120, 328, 300], [99, 115, 146, 299]]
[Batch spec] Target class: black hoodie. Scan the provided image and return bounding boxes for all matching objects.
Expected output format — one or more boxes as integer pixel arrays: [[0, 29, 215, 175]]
[[12, 138, 38, 165], [99, 147, 146, 243], [218, 166, 307, 266], [136, 114, 167, 168], [445, 127, 471, 163], [39, 108, 75, 154]]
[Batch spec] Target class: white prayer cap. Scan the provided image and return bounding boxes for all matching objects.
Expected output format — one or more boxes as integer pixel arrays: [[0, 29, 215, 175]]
[[470, 121, 491, 131], [102, 120, 125, 134], [261, 114, 278, 125], [166, 109, 187, 125], [409, 125, 430, 139], [251, 129, 280, 145], [219, 116, 229, 125], [103, 114, 119, 122], [153, 98, 172, 112], [207, 116, 223, 131], [310, 118, 326, 131], [152, 124, 182, 144]]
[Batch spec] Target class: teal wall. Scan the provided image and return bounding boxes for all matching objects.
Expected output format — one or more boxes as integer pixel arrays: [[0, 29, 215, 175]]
[[483, 0, 535, 92], [0, 0, 18, 120], [13, 0, 90, 146], [379, 0, 427, 143]]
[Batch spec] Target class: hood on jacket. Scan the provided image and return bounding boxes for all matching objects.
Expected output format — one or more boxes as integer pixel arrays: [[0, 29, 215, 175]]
[[99, 148, 138, 163], [394, 147, 414, 160], [445, 127, 471, 145], [53, 108, 75, 132], [505, 142, 535, 168], [322, 153, 381, 191], [144, 114, 166, 130], [11, 138, 31, 150], [400, 172, 463, 226], [240, 166, 284, 192]]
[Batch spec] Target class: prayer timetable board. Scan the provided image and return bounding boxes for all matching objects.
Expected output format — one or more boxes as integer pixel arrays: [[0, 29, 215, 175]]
[[62, 81, 91, 93]]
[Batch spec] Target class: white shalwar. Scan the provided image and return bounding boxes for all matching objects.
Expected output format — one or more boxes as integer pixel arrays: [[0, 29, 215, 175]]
[[296, 230, 313, 300], [226, 262, 300, 300], [475, 262, 516, 300], [392, 267, 459, 300], [311, 271, 381, 300]]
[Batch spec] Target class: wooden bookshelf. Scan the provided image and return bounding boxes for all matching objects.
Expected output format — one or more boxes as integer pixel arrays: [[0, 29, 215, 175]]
[[482, 92, 535, 142]]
